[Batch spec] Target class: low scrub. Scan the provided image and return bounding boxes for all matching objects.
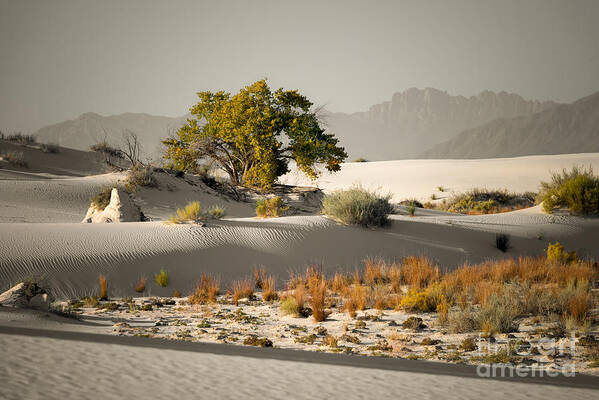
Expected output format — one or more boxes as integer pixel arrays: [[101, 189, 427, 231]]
[[154, 269, 169, 287], [256, 197, 289, 218], [135, 277, 147, 293], [89, 141, 122, 158], [5, 133, 36, 145], [40, 143, 60, 153], [546, 242, 578, 264], [540, 166, 599, 215], [188, 274, 220, 304], [168, 201, 202, 224], [231, 278, 254, 305], [125, 164, 157, 191], [1, 151, 28, 167], [90, 186, 115, 211], [321, 186, 394, 228], [442, 188, 535, 215]]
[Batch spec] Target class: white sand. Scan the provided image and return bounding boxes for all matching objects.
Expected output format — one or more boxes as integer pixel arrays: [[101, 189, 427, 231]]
[[1, 332, 597, 400], [280, 153, 599, 202]]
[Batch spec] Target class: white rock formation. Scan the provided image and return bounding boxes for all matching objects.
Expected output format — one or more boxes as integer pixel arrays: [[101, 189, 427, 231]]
[[82, 187, 142, 223]]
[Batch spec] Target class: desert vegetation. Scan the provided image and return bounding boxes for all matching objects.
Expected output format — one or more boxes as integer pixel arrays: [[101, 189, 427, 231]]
[[321, 186, 394, 227], [0, 150, 28, 167], [125, 164, 157, 192], [90, 186, 116, 211], [429, 188, 535, 214], [3, 132, 36, 145], [40, 143, 60, 153], [539, 166, 599, 215], [255, 197, 289, 218], [167, 201, 226, 224]]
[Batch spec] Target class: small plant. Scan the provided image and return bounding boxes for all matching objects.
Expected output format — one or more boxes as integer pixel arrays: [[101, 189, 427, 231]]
[[40, 143, 60, 153], [408, 204, 415, 217], [323, 335, 338, 348], [431, 193, 437, 200], [207, 205, 226, 219], [90, 186, 115, 211], [495, 233, 510, 252], [459, 337, 478, 352], [98, 275, 108, 300], [135, 277, 147, 293], [280, 296, 300, 317], [173, 290, 181, 298], [6, 132, 36, 145], [540, 166, 599, 215], [255, 197, 289, 218], [125, 164, 157, 191], [243, 336, 273, 347], [353, 157, 368, 162], [437, 186, 445, 192], [402, 316, 426, 330], [154, 269, 169, 287], [261, 275, 278, 302], [168, 201, 202, 224], [82, 296, 99, 308], [231, 278, 254, 305], [308, 274, 328, 322], [321, 186, 393, 228], [1, 151, 28, 167]]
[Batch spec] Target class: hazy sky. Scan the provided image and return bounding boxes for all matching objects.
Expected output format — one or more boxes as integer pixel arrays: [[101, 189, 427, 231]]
[[1, 0, 598, 132]]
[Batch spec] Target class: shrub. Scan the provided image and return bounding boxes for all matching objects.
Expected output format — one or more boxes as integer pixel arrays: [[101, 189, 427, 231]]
[[402, 316, 426, 330], [255, 197, 289, 218], [495, 233, 510, 252], [408, 204, 415, 217], [323, 335, 338, 347], [399, 289, 429, 312], [254, 266, 268, 289], [154, 269, 169, 287], [40, 143, 60, 153], [321, 186, 393, 227], [98, 275, 108, 300], [243, 336, 273, 347], [188, 273, 220, 304], [1, 151, 28, 167], [443, 188, 534, 214], [126, 164, 157, 191], [401, 256, 439, 289], [330, 272, 349, 294], [82, 296, 99, 308], [168, 201, 202, 224], [135, 277, 146, 293], [344, 284, 369, 313], [478, 293, 519, 334], [546, 242, 578, 264], [90, 141, 122, 157], [353, 157, 368, 162], [459, 337, 478, 352], [231, 278, 254, 305], [280, 295, 308, 317], [90, 186, 114, 211], [207, 205, 226, 219], [540, 166, 599, 215], [448, 307, 480, 333]]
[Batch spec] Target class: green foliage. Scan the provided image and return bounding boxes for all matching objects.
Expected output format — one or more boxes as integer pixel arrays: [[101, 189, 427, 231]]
[[321, 186, 394, 227], [546, 242, 578, 264], [207, 205, 226, 219], [162, 79, 347, 189], [256, 197, 289, 218], [478, 293, 519, 334], [540, 166, 599, 215], [445, 188, 534, 214], [154, 269, 169, 287], [408, 204, 415, 217], [280, 296, 300, 317], [89, 141, 122, 157], [169, 201, 202, 224]]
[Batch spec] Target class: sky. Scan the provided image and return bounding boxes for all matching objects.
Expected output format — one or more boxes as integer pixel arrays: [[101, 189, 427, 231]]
[[1, 0, 598, 132]]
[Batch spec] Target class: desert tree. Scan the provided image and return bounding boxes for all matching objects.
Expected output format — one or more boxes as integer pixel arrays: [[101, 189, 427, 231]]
[[162, 79, 347, 189], [121, 129, 143, 167]]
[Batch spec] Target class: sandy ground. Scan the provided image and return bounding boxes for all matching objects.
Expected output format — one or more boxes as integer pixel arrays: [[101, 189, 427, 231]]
[[280, 152, 599, 202]]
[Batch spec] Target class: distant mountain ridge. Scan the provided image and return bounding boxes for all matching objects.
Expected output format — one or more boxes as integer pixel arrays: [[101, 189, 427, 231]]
[[420, 90, 599, 159], [323, 87, 557, 160], [35, 112, 188, 160]]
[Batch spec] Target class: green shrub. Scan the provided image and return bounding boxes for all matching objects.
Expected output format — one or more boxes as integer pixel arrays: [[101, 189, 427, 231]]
[[444, 188, 534, 214], [154, 269, 169, 287], [495, 233, 510, 252], [207, 205, 226, 219], [168, 201, 202, 224], [540, 166, 599, 215], [1, 151, 28, 167], [478, 293, 519, 334], [280, 296, 300, 317], [256, 197, 289, 218], [546, 242, 578, 264], [448, 307, 479, 333], [89, 141, 122, 157], [353, 157, 368, 162], [408, 204, 415, 217], [321, 186, 393, 227]]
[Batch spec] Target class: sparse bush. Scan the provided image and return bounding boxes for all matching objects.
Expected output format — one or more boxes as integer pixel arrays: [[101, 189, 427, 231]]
[[495, 233, 510, 252], [353, 157, 368, 162], [478, 293, 519, 334], [323, 335, 338, 347], [188, 273, 220, 304], [322, 186, 393, 227], [243, 336, 273, 347], [402, 316, 426, 330], [207, 205, 226, 219], [540, 166, 599, 215], [82, 296, 99, 308], [40, 143, 60, 153], [231, 278, 254, 305], [90, 141, 122, 157], [125, 164, 157, 191], [98, 275, 108, 300], [448, 307, 479, 333], [90, 186, 115, 211], [154, 269, 169, 287], [255, 197, 289, 218], [261, 275, 278, 302], [408, 204, 415, 217], [459, 337, 478, 352], [135, 277, 146, 293], [442, 188, 534, 214], [280, 296, 300, 317], [546, 242, 578, 264], [1, 151, 28, 167], [168, 201, 202, 224]]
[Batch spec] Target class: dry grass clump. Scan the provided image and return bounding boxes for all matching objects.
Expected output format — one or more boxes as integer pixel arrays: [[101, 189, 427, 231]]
[[135, 277, 146, 293], [261, 275, 279, 302], [231, 278, 254, 305], [1, 150, 28, 167], [256, 197, 289, 218], [207, 205, 226, 219], [321, 186, 394, 227], [90, 186, 115, 211], [125, 164, 157, 192], [89, 141, 121, 157], [308, 273, 328, 322], [98, 275, 108, 300], [441, 188, 535, 215], [189, 273, 220, 304]]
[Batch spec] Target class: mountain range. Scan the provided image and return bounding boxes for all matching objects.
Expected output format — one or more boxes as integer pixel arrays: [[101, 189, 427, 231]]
[[33, 88, 598, 161]]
